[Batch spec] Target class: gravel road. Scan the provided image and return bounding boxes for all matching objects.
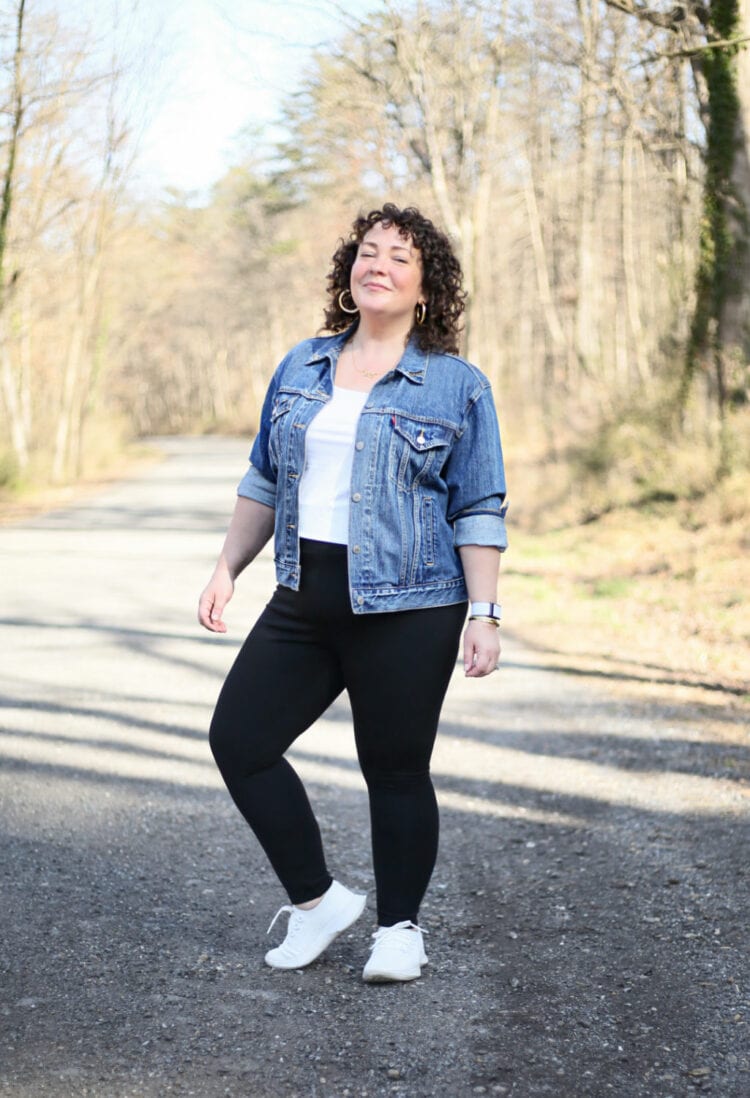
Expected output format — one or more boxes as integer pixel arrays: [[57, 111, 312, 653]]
[[1, 436, 748, 1098]]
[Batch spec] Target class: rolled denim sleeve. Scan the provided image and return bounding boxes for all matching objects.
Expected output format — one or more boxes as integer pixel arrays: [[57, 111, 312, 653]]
[[445, 385, 508, 551], [237, 463, 277, 508], [236, 357, 285, 508]]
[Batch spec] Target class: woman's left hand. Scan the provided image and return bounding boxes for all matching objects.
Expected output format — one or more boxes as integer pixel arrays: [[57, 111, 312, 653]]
[[463, 619, 501, 677]]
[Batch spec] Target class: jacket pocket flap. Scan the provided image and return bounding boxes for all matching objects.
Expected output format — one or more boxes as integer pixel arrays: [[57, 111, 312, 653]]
[[270, 396, 295, 421], [392, 417, 454, 451]]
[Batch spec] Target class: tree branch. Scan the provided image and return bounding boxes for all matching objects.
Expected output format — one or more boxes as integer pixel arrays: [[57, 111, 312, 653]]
[[603, 1, 708, 32], [628, 33, 750, 68]]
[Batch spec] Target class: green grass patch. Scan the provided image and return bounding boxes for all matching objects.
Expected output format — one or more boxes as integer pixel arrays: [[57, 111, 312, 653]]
[[590, 577, 633, 599]]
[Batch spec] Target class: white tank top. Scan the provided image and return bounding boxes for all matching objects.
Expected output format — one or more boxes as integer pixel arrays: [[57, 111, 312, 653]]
[[298, 384, 369, 544]]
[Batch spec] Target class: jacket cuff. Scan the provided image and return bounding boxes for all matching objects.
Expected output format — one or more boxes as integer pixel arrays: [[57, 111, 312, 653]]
[[237, 464, 277, 509], [453, 512, 508, 551]]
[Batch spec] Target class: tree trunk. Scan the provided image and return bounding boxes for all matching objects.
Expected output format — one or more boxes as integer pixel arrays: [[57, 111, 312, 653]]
[[0, 324, 29, 471], [51, 248, 103, 482], [0, 1, 27, 471], [719, 0, 750, 375], [575, 0, 602, 380], [621, 127, 650, 384], [0, 0, 24, 313], [522, 146, 567, 363], [679, 1, 749, 417], [52, 308, 87, 483]]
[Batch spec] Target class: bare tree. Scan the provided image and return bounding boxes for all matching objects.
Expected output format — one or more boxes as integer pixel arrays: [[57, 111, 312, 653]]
[[574, 0, 604, 380], [0, 0, 27, 472], [604, 0, 750, 424], [0, 1, 150, 485], [3, 0, 739, 505], [51, 44, 132, 483], [296, 0, 510, 359]]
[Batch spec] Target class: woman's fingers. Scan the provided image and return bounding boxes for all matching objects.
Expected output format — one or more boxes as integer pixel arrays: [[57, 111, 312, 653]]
[[463, 623, 501, 677], [198, 576, 233, 632], [466, 652, 499, 677], [198, 592, 222, 631], [207, 599, 227, 632]]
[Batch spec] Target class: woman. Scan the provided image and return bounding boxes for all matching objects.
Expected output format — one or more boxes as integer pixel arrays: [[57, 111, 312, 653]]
[[199, 204, 507, 983]]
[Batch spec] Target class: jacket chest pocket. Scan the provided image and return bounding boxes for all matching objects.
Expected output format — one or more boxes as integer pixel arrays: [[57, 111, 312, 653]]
[[268, 396, 296, 468], [388, 416, 454, 492]]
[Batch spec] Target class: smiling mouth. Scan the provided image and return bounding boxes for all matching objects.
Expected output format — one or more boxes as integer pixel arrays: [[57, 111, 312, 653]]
[[363, 282, 390, 291]]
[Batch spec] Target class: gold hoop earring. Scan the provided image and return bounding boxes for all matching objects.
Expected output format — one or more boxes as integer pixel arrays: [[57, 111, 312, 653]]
[[415, 301, 427, 326], [338, 289, 359, 315]]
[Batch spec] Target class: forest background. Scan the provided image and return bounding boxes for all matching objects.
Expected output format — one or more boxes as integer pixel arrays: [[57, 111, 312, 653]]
[[1, 0, 749, 694]]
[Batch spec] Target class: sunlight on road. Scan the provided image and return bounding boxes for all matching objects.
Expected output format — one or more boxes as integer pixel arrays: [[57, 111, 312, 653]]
[[1, 702, 746, 833], [1, 438, 747, 852]]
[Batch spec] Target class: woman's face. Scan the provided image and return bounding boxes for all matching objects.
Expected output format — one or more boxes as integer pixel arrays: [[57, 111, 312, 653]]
[[349, 221, 425, 325]]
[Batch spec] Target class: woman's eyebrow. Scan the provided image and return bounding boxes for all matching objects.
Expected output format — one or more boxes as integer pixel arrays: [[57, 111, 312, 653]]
[[360, 237, 412, 253], [360, 242, 413, 254]]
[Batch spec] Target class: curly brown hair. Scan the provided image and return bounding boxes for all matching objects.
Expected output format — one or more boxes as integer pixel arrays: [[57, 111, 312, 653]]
[[322, 204, 466, 354]]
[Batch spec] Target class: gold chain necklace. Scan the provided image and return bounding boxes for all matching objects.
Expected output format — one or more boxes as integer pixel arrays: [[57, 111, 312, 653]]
[[350, 341, 396, 379]]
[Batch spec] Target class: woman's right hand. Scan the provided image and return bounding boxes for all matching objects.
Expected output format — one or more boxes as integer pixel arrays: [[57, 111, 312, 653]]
[[198, 496, 275, 633], [198, 565, 235, 633]]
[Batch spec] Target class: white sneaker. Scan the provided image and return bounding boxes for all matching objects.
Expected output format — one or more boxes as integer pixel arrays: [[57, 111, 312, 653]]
[[362, 920, 429, 983], [264, 880, 367, 969]]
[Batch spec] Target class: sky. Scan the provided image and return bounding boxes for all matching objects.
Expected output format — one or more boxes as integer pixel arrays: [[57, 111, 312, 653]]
[[57, 0, 380, 201], [43, 0, 382, 200]]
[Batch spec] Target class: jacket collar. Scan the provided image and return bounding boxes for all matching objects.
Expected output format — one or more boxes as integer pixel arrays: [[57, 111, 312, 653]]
[[308, 328, 428, 385]]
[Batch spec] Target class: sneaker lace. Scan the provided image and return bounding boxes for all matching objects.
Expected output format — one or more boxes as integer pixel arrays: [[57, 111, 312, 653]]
[[266, 905, 296, 936], [370, 920, 427, 951]]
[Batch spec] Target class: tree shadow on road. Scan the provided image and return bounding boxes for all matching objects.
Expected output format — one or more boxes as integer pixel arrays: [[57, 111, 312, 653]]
[[1, 750, 747, 1097]]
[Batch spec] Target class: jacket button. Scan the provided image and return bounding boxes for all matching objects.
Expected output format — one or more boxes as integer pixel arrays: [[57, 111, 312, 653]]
[[351, 492, 361, 502], [357, 596, 364, 605], [355, 441, 364, 451], [352, 545, 361, 554]]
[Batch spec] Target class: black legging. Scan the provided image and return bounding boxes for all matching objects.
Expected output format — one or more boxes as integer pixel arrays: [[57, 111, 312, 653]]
[[209, 538, 466, 926]]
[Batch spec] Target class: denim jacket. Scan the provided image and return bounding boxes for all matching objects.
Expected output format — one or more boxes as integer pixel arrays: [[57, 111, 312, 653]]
[[238, 330, 508, 613]]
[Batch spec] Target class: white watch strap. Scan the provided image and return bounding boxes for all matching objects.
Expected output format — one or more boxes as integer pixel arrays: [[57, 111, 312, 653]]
[[469, 601, 502, 620]]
